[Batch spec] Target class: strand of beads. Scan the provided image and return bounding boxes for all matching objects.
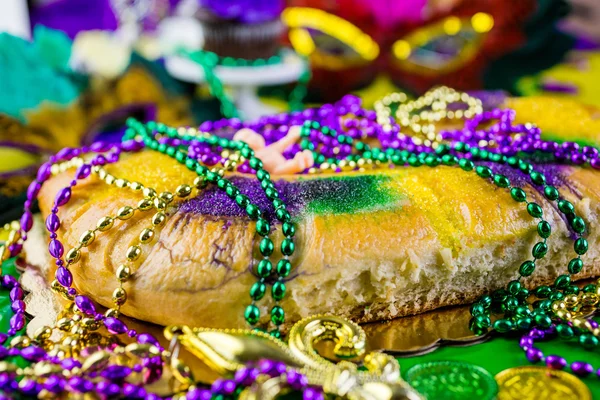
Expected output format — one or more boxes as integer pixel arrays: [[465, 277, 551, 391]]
[[125, 119, 296, 337]]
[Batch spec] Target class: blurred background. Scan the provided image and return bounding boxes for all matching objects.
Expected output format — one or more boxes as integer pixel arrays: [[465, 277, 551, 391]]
[[0, 0, 599, 222]]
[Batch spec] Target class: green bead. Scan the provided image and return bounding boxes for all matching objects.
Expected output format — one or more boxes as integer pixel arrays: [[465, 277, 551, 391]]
[[532, 242, 548, 259], [574, 238, 588, 255], [282, 222, 296, 237], [548, 291, 564, 301], [272, 199, 284, 209], [473, 315, 491, 328], [424, 155, 440, 167], [244, 305, 260, 325], [558, 199, 575, 215], [537, 221, 551, 238], [175, 151, 185, 162], [218, 179, 230, 190], [276, 259, 292, 277], [256, 168, 269, 180], [516, 317, 532, 330], [519, 161, 533, 173], [264, 187, 278, 200], [554, 274, 571, 289], [583, 284, 597, 293], [570, 216, 586, 234], [534, 314, 552, 328], [493, 174, 510, 188], [235, 194, 249, 207], [249, 282, 266, 300], [538, 299, 552, 310], [185, 158, 197, 170], [435, 144, 450, 155], [269, 329, 282, 339], [271, 306, 285, 325], [248, 157, 262, 169], [519, 260, 536, 277], [261, 180, 273, 190], [157, 143, 167, 153], [556, 323, 574, 339], [505, 296, 519, 311], [490, 153, 503, 163], [527, 203, 543, 218], [195, 164, 208, 176], [493, 319, 514, 333], [281, 239, 295, 256], [568, 258, 583, 274], [479, 295, 492, 308], [515, 306, 531, 317], [246, 204, 261, 220], [259, 238, 274, 256], [517, 288, 530, 300], [564, 285, 580, 295], [510, 187, 527, 202], [579, 333, 599, 350], [205, 171, 219, 183], [534, 285, 552, 298], [479, 150, 489, 160], [226, 185, 239, 198], [475, 165, 492, 178], [507, 280, 522, 295], [470, 303, 485, 316], [529, 171, 546, 186], [544, 186, 559, 201], [458, 158, 474, 171], [440, 154, 457, 166], [507, 157, 518, 166], [272, 281, 286, 301], [255, 219, 270, 236], [275, 208, 291, 222], [257, 259, 273, 278], [408, 156, 422, 167]]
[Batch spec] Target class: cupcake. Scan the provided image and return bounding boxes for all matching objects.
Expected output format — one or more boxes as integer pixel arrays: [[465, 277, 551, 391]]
[[197, 0, 285, 59]]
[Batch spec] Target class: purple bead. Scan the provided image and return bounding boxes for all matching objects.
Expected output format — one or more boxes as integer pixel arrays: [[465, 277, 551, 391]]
[[56, 147, 74, 160], [9, 287, 23, 302], [519, 337, 533, 349], [222, 380, 237, 395], [8, 243, 22, 257], [1, 275, 17, 288], [571, 153, 585, 165], [75, 164, 92, 179], [303, 387, 324, 400], [528, 328, 544, 339], [48, 239, 64, 258], [20, 346, 45, 361], [0, 333, 7, 345], [0, 346, 7, 359], [43, 376, 65, 393], [571, 361, 594, 377], [104, 318, 127, 335], [37, 162, 52, 182], [20, 211, 33, 232], [26, 182, 42, 201], [11, 300, 25, 313], [7, 348, 19, 357], [546, 355, 567, 370], [591, 158, 600, 170], [101, 365, 132, 381], [526, 347, 543, 363], [55, 187, 72, 207], [61, 358, 81, 370], [56, 266, 73, 287], [187, 389, 212, 400], [121, 140, 143, 152], [9, 312, 25, 331], [258, 359, 275, 375], [19, 378, 37, 395], [75, 295, 96, 315], [211, 379, 224, 393], [137, 333, 160, 347]]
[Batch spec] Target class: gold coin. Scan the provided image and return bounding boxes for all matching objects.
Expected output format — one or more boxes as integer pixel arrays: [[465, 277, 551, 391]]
[[495, 366, 591, 400]]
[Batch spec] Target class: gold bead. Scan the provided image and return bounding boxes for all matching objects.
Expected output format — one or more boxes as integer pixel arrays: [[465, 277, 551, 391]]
[[175, 185, 192, 198], [79, 230, 95, 246], [97, 168, 107, 180], [33, 326, 52, 341], [138, 198, 153, 211], [105, 308, 120, 318], [129, 182, 144, 191], [564, 294, 578, 307], [57, 318, 74, 331], [159, 192, 174, 204], [307, 167, 318, 174], [65, 248, 81, 264], [114, 178, 129, 188], [143, 187, 157, 198], [573, 318, 586, 328], [10, 336, 30, 348], [139, 228, 155, 244], [320, 162, 330, 171], [152, 212, 166, 227], [112, 288, 127, 305], [193, 176, 207, 189], [555, 310, 572, 320], [116, 265, 131, 282], [96, 216, 114, 232], [584, 320, 596, 331], [582, 293, 599, 307], [153, 198, 166, 210], [81, 318, 100, 331], [117, 206, 135, 220], [126, 246, 141, 261]]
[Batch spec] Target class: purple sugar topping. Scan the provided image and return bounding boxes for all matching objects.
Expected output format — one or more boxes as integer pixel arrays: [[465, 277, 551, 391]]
[[198, 0, 284, 24]]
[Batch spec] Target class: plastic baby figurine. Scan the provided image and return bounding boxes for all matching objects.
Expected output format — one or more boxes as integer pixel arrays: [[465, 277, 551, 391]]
[[234, 126, 314, 174]]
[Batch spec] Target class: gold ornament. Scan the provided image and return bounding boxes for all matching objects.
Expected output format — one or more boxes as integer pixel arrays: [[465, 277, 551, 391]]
[[495, 366, 591, 400]]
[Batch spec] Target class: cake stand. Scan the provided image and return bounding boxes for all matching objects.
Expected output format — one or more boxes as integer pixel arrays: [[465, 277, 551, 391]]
[[165, 49, 308, 120]]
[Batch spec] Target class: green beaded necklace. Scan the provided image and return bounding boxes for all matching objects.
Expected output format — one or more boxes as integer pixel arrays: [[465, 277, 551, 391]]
[[124, 119, 297, 337], [184, 49, 311, 119]]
